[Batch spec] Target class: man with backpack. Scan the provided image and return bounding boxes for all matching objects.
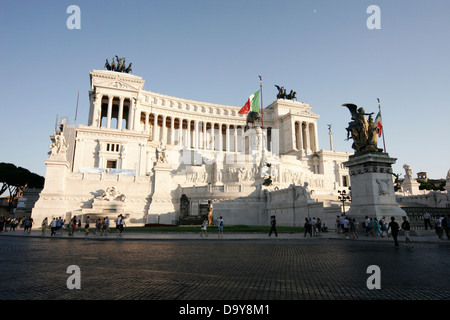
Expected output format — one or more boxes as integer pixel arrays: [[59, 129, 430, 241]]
[[217, 216, 224, 239], [401, 216, 414, 247]]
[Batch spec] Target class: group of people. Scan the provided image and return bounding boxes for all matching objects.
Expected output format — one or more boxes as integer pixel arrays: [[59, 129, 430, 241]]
[[423, 212, 449, 240], [40, 214, 127, 237], [335, 214, 414, 247], [200, 216, 224, 238], [0, 216, 34, 233], [303, 217, 327, 237]]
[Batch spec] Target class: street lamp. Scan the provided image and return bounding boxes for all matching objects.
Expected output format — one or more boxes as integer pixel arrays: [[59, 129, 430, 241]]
[[338, 190, 351, 214]]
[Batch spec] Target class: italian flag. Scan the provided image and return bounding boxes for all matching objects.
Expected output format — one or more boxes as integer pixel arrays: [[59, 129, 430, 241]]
[[238, 90, 260, 114], [375, 111, 382, 137]]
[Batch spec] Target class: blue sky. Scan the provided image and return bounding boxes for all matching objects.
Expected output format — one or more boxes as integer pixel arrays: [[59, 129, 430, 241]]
[[0, 0, 449, 180]]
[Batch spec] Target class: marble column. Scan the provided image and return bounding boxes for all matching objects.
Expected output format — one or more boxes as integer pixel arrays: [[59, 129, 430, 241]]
[[106, 95, 113, 128], [118, 97, 124, 129]]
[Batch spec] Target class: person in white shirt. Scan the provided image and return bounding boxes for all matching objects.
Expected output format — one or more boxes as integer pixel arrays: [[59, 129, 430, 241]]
[[343, 217, 350, 239], [423, 212, 432, 230], [50, 218, 57, 236]]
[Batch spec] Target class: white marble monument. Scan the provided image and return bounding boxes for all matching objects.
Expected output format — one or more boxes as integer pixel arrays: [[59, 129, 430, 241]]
[[31, 67, 353, 227]]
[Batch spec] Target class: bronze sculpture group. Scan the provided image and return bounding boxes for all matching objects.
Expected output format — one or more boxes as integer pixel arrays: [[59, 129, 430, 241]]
[[245, 111, 261, 130], [105, 55, 132, 73], [275, 85, 297, 100], [342, 103, 382, 154]]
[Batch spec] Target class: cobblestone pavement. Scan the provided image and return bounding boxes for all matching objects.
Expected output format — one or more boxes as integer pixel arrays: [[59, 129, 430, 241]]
[[0, 232, 449, 302]]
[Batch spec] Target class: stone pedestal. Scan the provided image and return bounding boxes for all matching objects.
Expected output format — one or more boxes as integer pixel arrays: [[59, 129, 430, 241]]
[[31, 159, 70, 225], [343, 152, 405, 221], [147, 164, 177, 224]]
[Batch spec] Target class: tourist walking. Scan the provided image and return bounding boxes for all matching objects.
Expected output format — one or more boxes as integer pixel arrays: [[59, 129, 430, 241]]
[[304, 218, 312, 237], [95, 219, 101, 235], [269, 215, 278, 237], [423, 211, 432, 230], [343, 216, 350, 239], [401, 216, 414, 247], [50, 217, 57, 236], [387, 216, 400, 248], [116, 214, 126, 236], [23, 217, 33, 234], [335, 215, 341, 233], [56, 217, 62, 235], [68, 218, 74, 236], [365, 216, 371, 236], [372, 218, 382, 237], [72, 215, 78, 234], [106, 217, 111, 233], [434, 216, 444, 240], [217, 216, 224, 238], [310, 217, 317, 236], [380, 216, 387, 237], [41, 217, 48, 234], [200, 218, 208, 237], [10, 218, 19, 231], [316, 218, 322, 236], [339, 215, 345, 234], [100, 218, 107, 236], [443, 214, 449, 239], [350, 218, 358, 239], [85, 216, 90, 235]]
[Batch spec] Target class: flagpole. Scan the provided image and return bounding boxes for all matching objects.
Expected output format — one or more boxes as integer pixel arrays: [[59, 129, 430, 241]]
[[72, 90, 80, 172], [259, 75, 263, 129], [259, 75, 265, 165], [74, 90, 80, 126], [377, 98, 386, 153]]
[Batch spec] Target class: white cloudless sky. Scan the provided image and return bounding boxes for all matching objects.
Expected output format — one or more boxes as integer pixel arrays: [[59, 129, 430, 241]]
[[0, 0, 449, 179]]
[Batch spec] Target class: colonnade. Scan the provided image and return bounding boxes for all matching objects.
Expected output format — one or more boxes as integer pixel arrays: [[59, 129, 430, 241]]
[[294, 121, 318, 153], [96, 95, 133, 130], [140, 111, 253, 153]]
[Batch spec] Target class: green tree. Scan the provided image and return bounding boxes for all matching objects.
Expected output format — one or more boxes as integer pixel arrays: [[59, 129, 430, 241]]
[[0, 162, 44, 213]]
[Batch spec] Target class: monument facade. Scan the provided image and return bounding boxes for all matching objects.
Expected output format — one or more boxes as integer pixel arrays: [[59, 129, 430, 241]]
[[31, 67, 352, 227]]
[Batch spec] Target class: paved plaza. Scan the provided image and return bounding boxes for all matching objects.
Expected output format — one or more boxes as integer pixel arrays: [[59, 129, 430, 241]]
[[1, 229, 449, 304]]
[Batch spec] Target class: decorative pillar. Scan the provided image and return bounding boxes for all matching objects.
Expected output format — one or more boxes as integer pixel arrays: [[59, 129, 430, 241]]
[[162, 115, 167, 144], [314, 122, 319, 153], [187, 120, 191, 149], [178, 118, 183, 146], [118, 97, 124, 129], [194, 120, 199, 149], [234, 126, 238, 153], [128, 98, 134, 130], [106, 95, 113, 128], [225, 124, 230, 152], [211, 123, 215, 151], [91, 92, 102, 128], [144, 112, 150, 132], [298, 122, 303, 151], [291, 118, 296, 151], [170, 117, 175, 145], [153, 113, 159, 142], [203, 122, 207, 149], [218, 124, 223, 152], [305, 122, 311, 152]]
